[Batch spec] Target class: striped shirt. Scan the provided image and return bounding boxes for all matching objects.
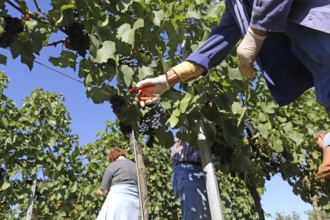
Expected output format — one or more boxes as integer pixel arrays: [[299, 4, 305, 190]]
[[99, 159, 138, 191], [323, 132, 330, 149]]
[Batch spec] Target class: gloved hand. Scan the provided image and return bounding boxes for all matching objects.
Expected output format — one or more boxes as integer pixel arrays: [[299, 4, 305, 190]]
[[134, 75, 170, 108], [236, 27, 267, 78], [131, 62, 204, 107]]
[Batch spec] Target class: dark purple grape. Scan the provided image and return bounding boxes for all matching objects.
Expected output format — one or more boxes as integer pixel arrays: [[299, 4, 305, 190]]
[[0, 16, 24, 48], [63, 22, 90, 57]]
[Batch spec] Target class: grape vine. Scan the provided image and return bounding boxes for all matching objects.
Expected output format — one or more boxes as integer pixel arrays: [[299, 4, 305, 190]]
[[0, 16, 24, 48]]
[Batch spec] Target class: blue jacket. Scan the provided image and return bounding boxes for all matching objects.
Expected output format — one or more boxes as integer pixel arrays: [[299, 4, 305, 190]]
[[186, 0, 330, 106], [251, 0, 330, 34]]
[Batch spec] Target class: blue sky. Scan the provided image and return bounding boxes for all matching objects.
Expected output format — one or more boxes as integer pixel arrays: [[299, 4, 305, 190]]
[[1, 1, 313, 218]]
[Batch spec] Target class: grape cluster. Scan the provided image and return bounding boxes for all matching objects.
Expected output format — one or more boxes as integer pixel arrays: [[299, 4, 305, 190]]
[[118, 55, 138, 73], [63, 22, 90, 57], [208, 125, 235, 166], [0, 168, 8, 181], [211, 141, 234, 165], [0, 16, 24, 48], [119, 121, 132, 136], [109, 94, 125, 116], [244, 119, 255, 139], [139, 104, 165, 147], [139, 48, 158, 60], [109, 94, 132, 136], [118, 48, 158, 73]]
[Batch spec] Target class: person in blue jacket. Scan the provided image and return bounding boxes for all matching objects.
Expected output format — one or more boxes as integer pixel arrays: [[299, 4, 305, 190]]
[[133, 0, 330, 118]]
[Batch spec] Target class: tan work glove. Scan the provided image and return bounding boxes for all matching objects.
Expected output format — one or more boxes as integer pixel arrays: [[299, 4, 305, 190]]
[[134, 75, 170, 108], [237, 27, 267, 78], [132, 61, 205, 107]]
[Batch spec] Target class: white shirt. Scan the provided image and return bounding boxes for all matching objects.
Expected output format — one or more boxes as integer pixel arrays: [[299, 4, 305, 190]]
[[323, 132, 330, 149]]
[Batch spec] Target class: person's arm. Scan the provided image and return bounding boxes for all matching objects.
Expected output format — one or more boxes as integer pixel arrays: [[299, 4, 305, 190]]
[[317, 133, 330, 179], [134, 7, 242, 107], [97, 188, 106, 197], [97, 165, 113, 196], [185, 7, 242, 71], [316, 147, 330, 180]]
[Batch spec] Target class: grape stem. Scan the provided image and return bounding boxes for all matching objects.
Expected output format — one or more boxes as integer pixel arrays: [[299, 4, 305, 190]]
[[7, 0, 56, 27], [46, 39, 65, 47], [33, 0, 48, 17]]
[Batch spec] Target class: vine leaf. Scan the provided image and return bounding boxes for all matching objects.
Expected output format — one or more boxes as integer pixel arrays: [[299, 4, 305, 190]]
[[167, 108, 180, 128], [90, 40, 116, 64], [0, 54, 7, 64], [228, 68, 242, 81], [57, 4, 76, 24], [138, 65, 154, 80], [49, 51, 77, 68], [153, 10, 165, 26], [187, 4, 201, 19], [122, 65, 134, 87], [270, 136, 283, 152], [179, 93, 192, 113], [117, 19, 144, 46], [0, 181, 10, 191]]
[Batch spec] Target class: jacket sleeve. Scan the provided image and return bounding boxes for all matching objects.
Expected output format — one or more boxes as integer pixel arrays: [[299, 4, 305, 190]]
[[250, 0, 294, 32], [186, 6, 241, 71]]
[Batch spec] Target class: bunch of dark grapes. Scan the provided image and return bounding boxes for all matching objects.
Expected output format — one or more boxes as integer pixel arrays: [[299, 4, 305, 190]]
[[118, 55, 138, 73], [244, 118, 262, 158], [119, 121, 133, 136], [0, 16, 24, 48], [139, 104, 165, 147], [118, 48, 158, 74], [209, 125, 234, 166], [139, 48, 158, 60], [0, 168, 9, 182], [109, 94, 125, 116], [63, 22, 90, 57], [211, 141, 234, 165], [244, 119, 255, 139], [109, 94, 132, 136]]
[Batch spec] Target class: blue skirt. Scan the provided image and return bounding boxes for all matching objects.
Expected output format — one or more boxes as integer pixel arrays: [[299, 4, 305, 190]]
[[97, 184, 140, 220]]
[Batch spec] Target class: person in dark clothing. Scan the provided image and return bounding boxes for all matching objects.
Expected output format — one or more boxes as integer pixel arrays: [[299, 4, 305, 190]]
[[171, 127, 211, 220], [133, 1, 330, 119]]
